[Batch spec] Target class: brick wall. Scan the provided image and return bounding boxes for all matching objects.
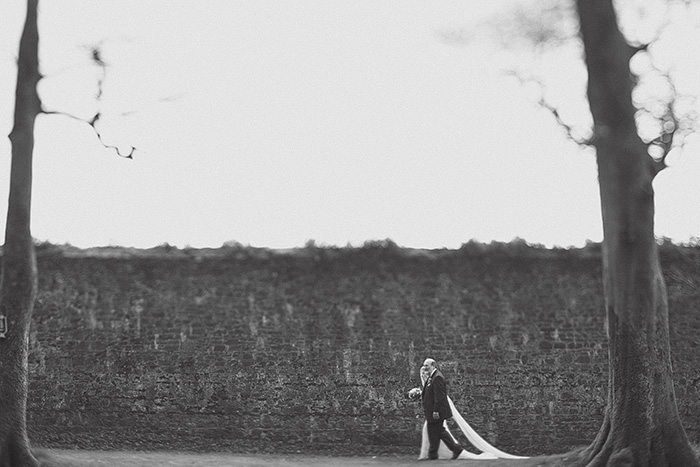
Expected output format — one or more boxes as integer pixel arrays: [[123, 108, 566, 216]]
[[25, 245, 700, 456]]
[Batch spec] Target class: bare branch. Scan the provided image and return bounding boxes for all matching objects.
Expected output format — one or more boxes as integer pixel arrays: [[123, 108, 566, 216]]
[[504, 70, 594, 146], [82, 40, 108, 101], [41, 109, 136, 159], [40, 41, 138, 159], [639, 64, 699, 177]]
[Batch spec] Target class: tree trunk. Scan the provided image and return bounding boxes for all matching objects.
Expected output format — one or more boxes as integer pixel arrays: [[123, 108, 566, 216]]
[[574, 0, 699, 465], [0, 0, 41, 465]]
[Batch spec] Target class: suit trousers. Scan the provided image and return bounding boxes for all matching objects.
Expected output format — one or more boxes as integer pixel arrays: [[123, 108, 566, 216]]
[[427, 419, 461, 459]]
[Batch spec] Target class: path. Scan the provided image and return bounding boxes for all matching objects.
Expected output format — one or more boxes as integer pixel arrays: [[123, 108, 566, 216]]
[[38, 449, 576, 467]]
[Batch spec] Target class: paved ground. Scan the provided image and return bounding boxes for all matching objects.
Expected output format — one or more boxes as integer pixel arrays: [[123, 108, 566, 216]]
[[36, 449, 575, 467], [40, 450, 425, 466]]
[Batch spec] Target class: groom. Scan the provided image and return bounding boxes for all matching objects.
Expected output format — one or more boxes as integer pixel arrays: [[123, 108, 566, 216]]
[[420, 358, 464, 460]]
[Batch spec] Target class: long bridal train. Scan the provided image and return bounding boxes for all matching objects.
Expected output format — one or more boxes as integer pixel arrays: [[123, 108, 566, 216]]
[[418, 397, 529, 460]]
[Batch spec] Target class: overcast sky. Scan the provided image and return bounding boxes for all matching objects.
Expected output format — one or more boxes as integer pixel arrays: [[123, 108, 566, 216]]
[[0, 0, 699, 250]]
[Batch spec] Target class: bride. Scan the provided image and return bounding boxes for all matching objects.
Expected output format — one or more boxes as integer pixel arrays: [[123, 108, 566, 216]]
[[407, 368, 528, 460]]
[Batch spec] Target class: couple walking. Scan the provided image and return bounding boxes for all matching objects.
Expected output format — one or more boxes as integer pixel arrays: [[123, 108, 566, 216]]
[[408, 358, 464, 460], [408, 358, 528, 461]]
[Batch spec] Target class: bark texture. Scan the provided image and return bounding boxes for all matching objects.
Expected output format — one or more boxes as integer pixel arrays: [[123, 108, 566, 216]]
[[574, 0, 699, 465], [0, 0, 41, 465]]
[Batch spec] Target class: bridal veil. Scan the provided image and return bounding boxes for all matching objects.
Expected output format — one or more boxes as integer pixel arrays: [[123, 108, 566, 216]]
[[418, 396, 528, 460]]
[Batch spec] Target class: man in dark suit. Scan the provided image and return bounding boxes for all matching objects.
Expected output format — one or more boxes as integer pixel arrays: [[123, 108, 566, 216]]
[[420, 358, 464, 460]]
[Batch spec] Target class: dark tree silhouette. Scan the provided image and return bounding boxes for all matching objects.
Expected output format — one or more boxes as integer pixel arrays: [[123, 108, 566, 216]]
[[0, 0, 41, 465], [571, 0, 699, 464], [0, 2, 135, 465], [453, 1, 700, 464]]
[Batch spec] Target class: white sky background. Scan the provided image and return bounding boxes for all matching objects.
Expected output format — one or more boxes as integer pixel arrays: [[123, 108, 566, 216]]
[[0, 1, 698, 250]]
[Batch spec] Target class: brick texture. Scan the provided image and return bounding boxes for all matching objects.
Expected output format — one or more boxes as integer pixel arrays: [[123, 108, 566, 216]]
[[25, 245, 700, 456]]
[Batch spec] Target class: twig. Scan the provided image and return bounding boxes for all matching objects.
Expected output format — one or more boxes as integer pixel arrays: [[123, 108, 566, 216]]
[[504, 69, 594, 146], [40, 42, 136, 159], [42, 109, 136, 159]]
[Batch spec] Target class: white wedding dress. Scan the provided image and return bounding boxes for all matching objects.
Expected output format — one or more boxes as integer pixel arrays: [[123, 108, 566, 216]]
[[417, 396, 528, 460]]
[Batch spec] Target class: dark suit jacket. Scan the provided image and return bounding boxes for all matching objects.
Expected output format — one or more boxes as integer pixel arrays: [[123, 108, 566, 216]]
[[421, 370, 452, 421]]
